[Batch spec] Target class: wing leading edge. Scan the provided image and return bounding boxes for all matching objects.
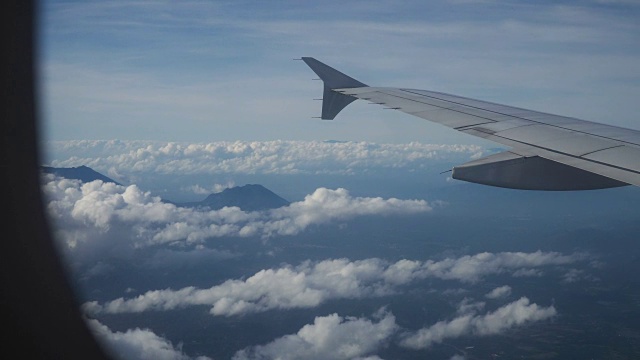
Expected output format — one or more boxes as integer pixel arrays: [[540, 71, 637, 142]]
[[301, 57, 640, 190]]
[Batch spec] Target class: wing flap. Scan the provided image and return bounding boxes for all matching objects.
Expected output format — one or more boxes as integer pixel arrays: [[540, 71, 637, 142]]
[[583, 146, 640, 173], [468, 119, 535, 134], [494, 125, 622, 156], [452, 151, 626, 190], [413, 109, 495, 128], [536, 150, 640, 187]]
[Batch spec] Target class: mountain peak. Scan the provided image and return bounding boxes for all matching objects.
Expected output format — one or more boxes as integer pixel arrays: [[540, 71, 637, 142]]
[[180, 184, 289, 211], [41, 165, 121, 185]]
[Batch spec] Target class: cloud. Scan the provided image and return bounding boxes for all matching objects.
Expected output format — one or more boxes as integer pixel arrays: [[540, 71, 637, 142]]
[[485, 285, 512, 299], [511, 268, 542, 277], [263, 188, 431, 237], [45, 140, 482, 177], [229, 296, 556, 359], [232, 309, 397, 360], [456, 298, 485, 315], [420, 251, 585, 283], [562, 269, 584, 283], [400, 297, 556, 350], [83, 258, 396, 317], [42, 176, 431, 256], [181, 181, 236, 195], [562, 267, 599, 283], [86, 318, 211, 360], [84, 251, 585, 317]]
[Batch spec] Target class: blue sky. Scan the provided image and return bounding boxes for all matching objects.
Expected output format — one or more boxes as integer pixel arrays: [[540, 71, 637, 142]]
[[39, 0, 640, 144]]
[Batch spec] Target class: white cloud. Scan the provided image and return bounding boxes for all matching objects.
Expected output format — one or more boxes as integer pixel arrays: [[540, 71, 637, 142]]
[[473, 297, 556, 335], [42, 176, 431, 257], [263, 188, 431, 237], [229, 296, 556, 359], [232, 309, 397, 360], [485, 285, 512, 299], [84, 251, 585, 317], [45, 140, 482, 177], [400, 297, 556, 350], [456, 298, 485, 315], [420, 251, 585, 283], [86, 318, 211, 360], [83, 258, 395, 317], [182, 181, 236, 195]]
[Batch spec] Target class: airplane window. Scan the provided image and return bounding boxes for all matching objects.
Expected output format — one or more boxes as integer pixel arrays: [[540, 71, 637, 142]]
[[35, 1, 640, 359]]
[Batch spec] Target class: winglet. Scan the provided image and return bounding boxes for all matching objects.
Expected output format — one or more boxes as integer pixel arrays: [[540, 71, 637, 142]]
[[301, 57, 368, 120]]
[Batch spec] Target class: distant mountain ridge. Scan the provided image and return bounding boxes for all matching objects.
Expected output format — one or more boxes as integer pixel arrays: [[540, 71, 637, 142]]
[[178, 184, 290, 211], [41, 165, 121, 185], [42, 165, 289, 211]]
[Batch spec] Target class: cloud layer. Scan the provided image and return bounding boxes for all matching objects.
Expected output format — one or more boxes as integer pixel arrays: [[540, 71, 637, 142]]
[[485, 285, 512, 299], [231, 295, 557, 360], [43, 176, 431, 253], [84, 251, 585, 317], [88, 295, 558, 360], [87, 319, 211, 360], [233, 309, 397, 360], [45, 140, 483, 178], [400, 297, 556, 350]]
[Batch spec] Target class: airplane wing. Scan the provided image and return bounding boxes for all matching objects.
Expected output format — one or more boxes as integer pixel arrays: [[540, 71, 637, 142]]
[[301, 57, 640, 190]]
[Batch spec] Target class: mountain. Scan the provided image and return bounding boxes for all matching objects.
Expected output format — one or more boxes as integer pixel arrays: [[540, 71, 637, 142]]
[[41, 165, 288, 211], [178, 184, 290, 211], [41, 165, 121, 185]]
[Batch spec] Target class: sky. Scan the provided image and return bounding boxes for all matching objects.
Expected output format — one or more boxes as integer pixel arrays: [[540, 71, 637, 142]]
[[39, 0, 640, 144], [37, 1, 640, 359]]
